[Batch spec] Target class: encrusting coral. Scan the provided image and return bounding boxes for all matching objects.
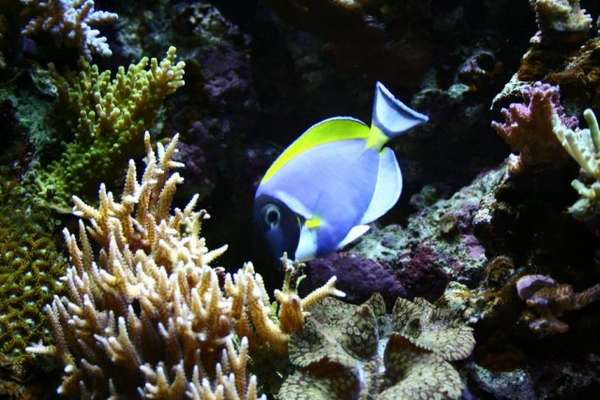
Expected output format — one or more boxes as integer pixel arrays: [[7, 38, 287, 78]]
[[0, 174, 65, 362], [553, 108, 600, 219], [516, 274, 600, 336], [492, 81, 578, 173], [28, 133, 342, 398], [277, 294, 475, 400], [30, 46, 186, 212], [21, 0, 118, 59], [530, 0, 592, 39]]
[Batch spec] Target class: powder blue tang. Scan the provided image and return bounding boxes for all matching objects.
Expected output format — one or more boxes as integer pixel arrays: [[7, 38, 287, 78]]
[[254, 82, 428, 261]]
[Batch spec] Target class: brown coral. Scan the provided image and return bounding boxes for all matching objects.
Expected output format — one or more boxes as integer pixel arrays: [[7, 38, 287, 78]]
[[278, 294, 474, 400], [517, 274, 600, 336], [28, 133, 342, 398]]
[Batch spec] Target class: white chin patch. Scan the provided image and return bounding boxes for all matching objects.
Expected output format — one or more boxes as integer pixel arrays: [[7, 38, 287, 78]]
[[294, 225, 318, 262]]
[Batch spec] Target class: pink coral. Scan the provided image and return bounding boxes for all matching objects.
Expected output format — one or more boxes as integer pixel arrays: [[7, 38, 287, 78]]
[[492, 81, 578, 173]]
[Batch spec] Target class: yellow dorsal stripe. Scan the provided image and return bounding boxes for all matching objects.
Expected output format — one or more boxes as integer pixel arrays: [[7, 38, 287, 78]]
[[261, 117, 370, 183]]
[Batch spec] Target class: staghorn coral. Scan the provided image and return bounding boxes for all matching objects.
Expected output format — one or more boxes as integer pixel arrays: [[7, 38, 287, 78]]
[[30, 46, 185, 212], [491, 81, 578, 173], [28, 133, 341, 398], [277, 294, 475, 400], [516, 274, 600, 336], [21, 0, 118, 60], [0, 174, 65, 362], [225, 257, 345, 354], [553, 108, 600, 219]]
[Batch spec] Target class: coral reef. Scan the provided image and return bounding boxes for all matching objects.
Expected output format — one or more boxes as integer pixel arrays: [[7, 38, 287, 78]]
[[531, 0, 592, 40], [30, 46, 186, 212], [491, 81, 578, 173], [344, 166, 507, 299], [29, 133, 342, 397], [277, 294, 474, 399], [516, 274, 600, 335], [0, 174, 65, 361], [21, 0, 118, 60], [553, 108, 600, 219]]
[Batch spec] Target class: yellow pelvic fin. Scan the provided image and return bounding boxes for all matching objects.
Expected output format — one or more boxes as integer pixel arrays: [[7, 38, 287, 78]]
[[365, 125, 389, 151], [305, 217, 322, 229], [261, 117, 369, 183]]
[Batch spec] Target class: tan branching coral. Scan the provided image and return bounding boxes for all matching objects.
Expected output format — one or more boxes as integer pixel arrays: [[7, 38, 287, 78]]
[[28, 133, 341, 398], [21, 0, 118, 59], [225, 257, 345, 354], [278, 294, 474, 400]]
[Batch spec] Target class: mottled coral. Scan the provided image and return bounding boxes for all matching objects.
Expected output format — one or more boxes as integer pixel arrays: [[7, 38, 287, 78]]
[[0, 174, 65, 361], [277, 294, 474, 400], [491, 81, 578, 173], [28, 133, 341, 398], [553, 108, 600, 219], [31, 46, 185, 211], [516, 274, 600, 335], [21, 0, 118, 59]]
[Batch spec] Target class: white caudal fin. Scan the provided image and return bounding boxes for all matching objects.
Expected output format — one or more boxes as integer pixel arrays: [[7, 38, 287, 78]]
[[372, 81, 428, 139], [360, 147, 402, 224]]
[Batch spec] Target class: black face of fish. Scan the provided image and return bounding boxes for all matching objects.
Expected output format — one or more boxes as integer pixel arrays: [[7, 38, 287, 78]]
[[254, 195, 301, 260]]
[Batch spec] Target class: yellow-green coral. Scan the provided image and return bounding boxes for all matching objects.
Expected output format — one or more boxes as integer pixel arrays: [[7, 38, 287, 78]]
[[0, 175, 65, 361], [32, 46, 185, 212], [278, 294, 474, 400], [553, 108, 600, 219]]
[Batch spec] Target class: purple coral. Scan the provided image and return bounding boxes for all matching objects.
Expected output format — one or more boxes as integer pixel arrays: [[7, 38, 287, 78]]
[[21, 0, 118, 60], [306, 253, 406, 307], [492, 81, 578, 173], [516, 274, 557, 300]]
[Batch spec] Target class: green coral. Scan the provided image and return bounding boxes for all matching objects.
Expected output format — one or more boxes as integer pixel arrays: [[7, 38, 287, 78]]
[[277, 295, 474, 400], [553, 108, 600, 219], [0, 175, 65, 361], [31, 46, 185, 211]]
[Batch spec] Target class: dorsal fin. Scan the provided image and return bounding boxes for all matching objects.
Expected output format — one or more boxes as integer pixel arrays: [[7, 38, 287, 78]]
[[261, 117, 369, 183]]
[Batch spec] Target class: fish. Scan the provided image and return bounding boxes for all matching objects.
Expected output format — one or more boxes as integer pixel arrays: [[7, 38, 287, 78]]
[[254, 82, 428, 262]]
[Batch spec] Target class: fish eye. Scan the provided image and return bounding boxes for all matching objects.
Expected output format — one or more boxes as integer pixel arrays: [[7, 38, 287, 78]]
[[263, 204, 280, 227]]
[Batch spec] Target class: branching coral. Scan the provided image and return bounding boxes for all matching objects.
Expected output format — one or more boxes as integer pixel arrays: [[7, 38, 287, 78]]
[[492, 81, 578, 173], [31, 46, 185, 212], [225, 257, 344, 354], [517, 274, 600, 335], [28, 133, 341, 398], [278, 294, 475, 400], [21, 0, 118, 59], [553, 108, 600, 219], [0, 174, 65, 362]]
